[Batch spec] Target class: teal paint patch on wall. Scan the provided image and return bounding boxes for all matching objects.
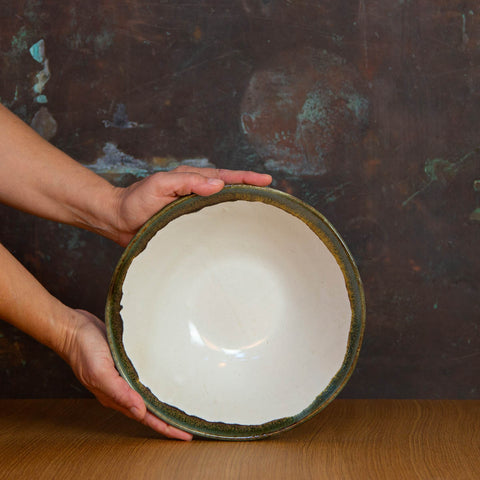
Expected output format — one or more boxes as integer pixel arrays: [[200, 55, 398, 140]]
[[29, 39, 45, 63]]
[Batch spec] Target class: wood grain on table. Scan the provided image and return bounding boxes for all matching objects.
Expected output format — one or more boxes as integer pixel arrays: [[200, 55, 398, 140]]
[[0, 399, 478, 480]]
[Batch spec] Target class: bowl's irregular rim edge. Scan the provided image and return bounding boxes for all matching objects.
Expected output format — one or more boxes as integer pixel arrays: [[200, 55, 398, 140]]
[[105, 185, 366, 440]]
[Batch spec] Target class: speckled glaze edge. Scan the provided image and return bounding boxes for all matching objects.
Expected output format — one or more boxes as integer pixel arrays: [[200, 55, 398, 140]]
[[105, 185, 366, 440]]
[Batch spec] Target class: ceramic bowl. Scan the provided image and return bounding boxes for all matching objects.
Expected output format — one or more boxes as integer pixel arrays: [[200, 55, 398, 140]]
[[106, 185, 365, 440]]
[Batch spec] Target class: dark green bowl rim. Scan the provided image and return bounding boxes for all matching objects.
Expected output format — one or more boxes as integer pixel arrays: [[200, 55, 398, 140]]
[[106, 185, 365, 440]]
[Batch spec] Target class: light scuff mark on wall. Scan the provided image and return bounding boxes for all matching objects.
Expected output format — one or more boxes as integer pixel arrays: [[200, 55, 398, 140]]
[[89, 143, 154, 178], [402, 148, 480, 207], [30, 107, 57, 141], [32, 62, 50, 101], [66, 28, 114, 57], [9, 26, 30, 58], [102, 104, 152, 129], [88, 143, 215, 182], [0, 337, 27, 368], [470, 179, 480, 222], [461, 11, 475, 50], [241, 0, 275, 17], [470, 208, 480, 221], [1, 86, 19, 109], [93, 29, 114, 55], [322, 182, 352, 204]]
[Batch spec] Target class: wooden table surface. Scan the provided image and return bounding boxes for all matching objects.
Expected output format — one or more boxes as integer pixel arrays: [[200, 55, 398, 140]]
[[0, 399, 478, 479]]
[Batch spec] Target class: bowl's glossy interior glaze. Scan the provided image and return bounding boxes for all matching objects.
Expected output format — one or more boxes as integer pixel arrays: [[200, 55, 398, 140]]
[[106, 186, 365, 440]]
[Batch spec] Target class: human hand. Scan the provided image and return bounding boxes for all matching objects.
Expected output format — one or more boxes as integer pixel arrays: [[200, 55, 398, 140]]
[[111, 166, 272, 246], [62, 309, 193, 440]]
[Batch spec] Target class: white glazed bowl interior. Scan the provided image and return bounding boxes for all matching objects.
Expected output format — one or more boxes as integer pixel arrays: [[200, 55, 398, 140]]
[[119, 197, 354, 427]]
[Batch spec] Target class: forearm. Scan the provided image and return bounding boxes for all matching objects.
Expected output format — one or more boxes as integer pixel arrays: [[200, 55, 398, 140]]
[[0, 104, 119, 240], [0, 242, 76, 358]]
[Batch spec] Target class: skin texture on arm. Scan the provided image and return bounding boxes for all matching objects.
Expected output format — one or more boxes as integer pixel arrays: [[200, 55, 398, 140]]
[[0, 104, 118, 238], [0, 104, 272, 439]]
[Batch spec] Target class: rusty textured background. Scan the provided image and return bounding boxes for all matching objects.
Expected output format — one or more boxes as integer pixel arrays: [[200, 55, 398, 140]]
[[0, 0, 479, 399]]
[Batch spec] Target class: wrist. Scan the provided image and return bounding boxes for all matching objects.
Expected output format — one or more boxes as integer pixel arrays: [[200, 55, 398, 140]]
[[94, 185, 133, 246], [69, 178, 123, 243], [42, 301, 80, 362]]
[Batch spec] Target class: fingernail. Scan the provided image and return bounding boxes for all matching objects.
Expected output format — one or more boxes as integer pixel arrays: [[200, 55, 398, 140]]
[[207, 178, 224, 186]]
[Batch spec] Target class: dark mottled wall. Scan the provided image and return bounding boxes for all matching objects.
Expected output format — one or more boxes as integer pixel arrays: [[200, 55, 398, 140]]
[[0, 0, 479, 399]]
